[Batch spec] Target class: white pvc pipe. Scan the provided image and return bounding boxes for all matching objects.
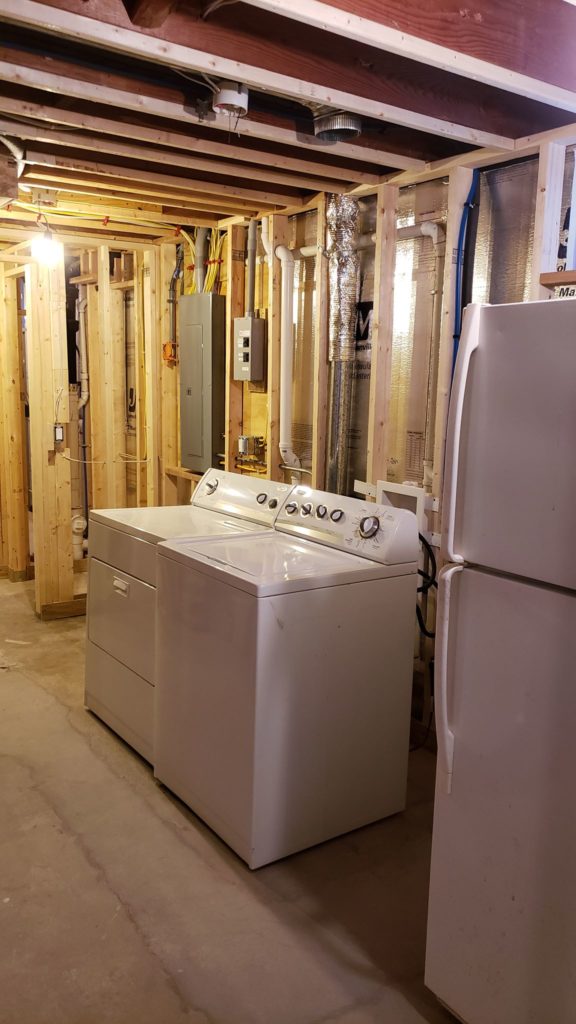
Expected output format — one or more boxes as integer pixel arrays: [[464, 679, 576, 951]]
[[275, 243, 300, 481], [77, 286, 89, 411], [71, 513, 87, 561]]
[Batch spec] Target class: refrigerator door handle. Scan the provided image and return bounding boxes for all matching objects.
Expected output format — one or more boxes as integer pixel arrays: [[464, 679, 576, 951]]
[[436, 564, 462, 795], [442, 303, 482, 564]]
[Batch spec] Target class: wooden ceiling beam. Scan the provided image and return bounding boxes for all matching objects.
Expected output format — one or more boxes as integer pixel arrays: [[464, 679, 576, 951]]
[[0, 95, 381, 184], [0, 119, 347, 193], [26, 195, 219, 228], [0, 206, 213, 236], [23, 149, 300, 207], [0, 224, 166, 248], [0, 0, 513, 149], [0, 59, 423, 171], [124, 0, 178, 28], [21, 174, 263, 216], [240, 0, 576, 114]]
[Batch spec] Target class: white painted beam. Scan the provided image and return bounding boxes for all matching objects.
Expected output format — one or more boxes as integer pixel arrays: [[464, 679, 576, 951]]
[[0, 0, 513, 150], [241, 0, 576, 114]]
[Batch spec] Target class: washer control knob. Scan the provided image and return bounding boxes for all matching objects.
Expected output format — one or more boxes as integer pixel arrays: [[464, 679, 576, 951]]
[[301, 502, 313, 517], [285, 501, 298, 515], [268, 498, 278, 509], [330, 509, 344, 523], [256, 492, 267, 504], [359, 515, 380, 539], [316, 505, 327, 519], [205, 479, 219, 494]]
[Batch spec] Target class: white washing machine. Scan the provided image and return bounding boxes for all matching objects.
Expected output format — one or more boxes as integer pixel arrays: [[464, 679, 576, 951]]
[[85, 470, 294, 762], [154, 485, 418, 868]]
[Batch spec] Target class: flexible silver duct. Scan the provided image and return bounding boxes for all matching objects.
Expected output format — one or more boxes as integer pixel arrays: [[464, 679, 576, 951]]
[[325, 194, 360, 494]]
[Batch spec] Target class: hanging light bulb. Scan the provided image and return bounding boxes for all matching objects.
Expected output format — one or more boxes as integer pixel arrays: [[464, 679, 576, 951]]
[[31, 230, 63, 267]]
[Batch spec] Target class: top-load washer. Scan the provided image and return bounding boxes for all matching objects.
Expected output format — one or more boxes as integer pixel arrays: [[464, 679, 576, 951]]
[[154, 485, 419, 868], [85, 470, 294, 761]]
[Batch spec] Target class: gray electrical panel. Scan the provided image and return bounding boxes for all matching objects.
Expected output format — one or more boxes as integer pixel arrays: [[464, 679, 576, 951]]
[[179, 293, 226, 473], [233, 315, 266, 381]]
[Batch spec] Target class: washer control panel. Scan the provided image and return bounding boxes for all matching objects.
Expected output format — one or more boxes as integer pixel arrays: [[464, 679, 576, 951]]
[[192, 469, 294, 526], [276, 485, 418, 565]]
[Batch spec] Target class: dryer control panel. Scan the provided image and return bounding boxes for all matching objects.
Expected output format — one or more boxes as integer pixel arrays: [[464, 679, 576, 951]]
[[276, 485, 418, 565], [192, 469, 294, 527]]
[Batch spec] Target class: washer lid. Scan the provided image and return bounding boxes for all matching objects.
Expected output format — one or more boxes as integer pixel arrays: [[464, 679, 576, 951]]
[[158, 532, 416, 596], [89, 505, 264, 545]]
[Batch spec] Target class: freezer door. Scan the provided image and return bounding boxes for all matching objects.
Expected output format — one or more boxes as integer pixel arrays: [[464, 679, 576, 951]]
[[426, 565, 576, 1024], [443, 299, 576, 589]]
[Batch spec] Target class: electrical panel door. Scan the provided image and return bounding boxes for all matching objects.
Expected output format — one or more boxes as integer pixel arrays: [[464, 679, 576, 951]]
[[179, 293, 226, 473]]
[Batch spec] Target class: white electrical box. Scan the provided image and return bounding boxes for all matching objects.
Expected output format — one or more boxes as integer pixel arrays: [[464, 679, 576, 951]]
[[233, 316, 265, 381]]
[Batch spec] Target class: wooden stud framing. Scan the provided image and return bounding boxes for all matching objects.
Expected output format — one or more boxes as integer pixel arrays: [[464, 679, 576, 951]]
[[311, 195, 329, 489], [431, 167, 474, 502], [0, 267, 28, 579], [99, 245, 127, 507], [224, 224, 246, 472], [26, 259, 75, 616], [530, 141, 567, 300], [159, 242, 179, 503], [142, 248, 161, 504], [366, 184, 398, 485], [266, 214, 291, 481]]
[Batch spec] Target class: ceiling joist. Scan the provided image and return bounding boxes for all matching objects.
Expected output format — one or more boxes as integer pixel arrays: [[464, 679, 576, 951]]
[[0, 0, 513, 150], [0, 59, 425, 172], [0, 95, 381, 184], [240, 0, 576, 115], [0, 119, 348, 194], [23, 149, 302, 207]]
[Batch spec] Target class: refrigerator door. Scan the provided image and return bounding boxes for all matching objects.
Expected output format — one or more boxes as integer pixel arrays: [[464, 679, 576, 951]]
[[443, 298, 576, 590], [426, 565, 576, 1024]]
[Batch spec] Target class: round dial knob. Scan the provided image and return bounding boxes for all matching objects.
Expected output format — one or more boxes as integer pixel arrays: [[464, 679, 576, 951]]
[[301, 502, 313, 517], [316, 505, 327, 519], [205, 479, 219, 494], [330, 509, 344, 523], [268, 498, 278, 509], [256, 492, 267, 504], [359, 515, 380, 539], [285, 501, 298, 515]]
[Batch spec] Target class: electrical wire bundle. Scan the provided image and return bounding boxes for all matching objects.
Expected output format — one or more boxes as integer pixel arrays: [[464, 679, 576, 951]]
[[202, 229, 226, 293], [416, 532, 437, 638]]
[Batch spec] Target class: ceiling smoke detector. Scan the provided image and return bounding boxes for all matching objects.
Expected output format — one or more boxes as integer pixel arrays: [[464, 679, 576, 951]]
[[313, 112, 362, 143], [212, 81, 249, 118]]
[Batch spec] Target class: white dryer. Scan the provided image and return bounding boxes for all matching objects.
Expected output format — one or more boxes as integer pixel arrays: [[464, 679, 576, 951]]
[[85, 470, 294, 761], [154, 485, 418, 868]]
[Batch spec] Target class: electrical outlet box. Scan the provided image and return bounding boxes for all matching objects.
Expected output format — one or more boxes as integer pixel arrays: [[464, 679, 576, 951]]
[[233, 316, 266, 381], [54, 424, 64, 445]]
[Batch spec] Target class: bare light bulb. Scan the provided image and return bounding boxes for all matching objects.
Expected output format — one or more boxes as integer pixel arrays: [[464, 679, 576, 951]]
[[31, 232, 63, 267]]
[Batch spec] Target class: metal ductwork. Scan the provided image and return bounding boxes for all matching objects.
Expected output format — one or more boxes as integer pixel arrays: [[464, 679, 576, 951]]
[[313, 112, 362, 143], [325, 194, 360, 495]]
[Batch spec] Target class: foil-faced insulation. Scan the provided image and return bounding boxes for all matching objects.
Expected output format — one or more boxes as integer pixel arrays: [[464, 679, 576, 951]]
[[472, 159, 538, 305], [326, 194, 360, 494]]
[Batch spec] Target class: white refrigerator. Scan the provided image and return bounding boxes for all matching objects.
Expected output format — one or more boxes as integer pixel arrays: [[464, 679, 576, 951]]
[[425, 299, 576, 1024]]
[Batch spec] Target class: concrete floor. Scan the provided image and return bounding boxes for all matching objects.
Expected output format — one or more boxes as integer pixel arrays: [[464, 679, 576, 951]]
[[0, 578, 455, 1024]]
